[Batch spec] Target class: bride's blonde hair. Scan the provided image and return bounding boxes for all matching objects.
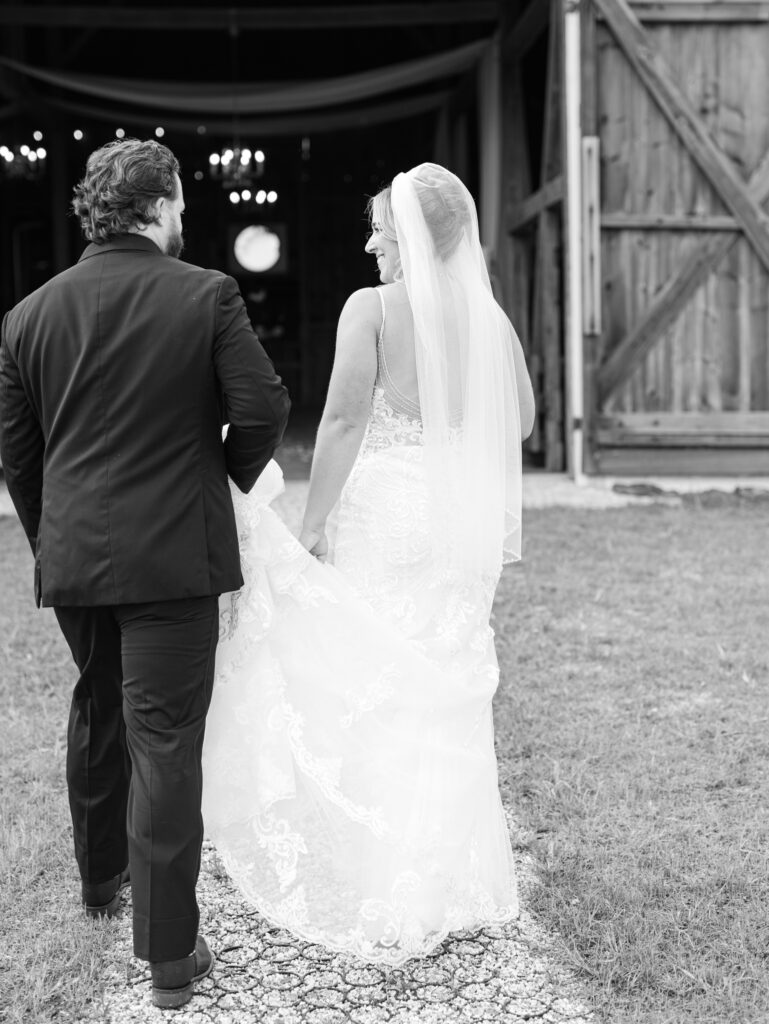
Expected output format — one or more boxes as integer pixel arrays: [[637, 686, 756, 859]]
[[366, 186, 397, 241], [367, 168, 470, 260]]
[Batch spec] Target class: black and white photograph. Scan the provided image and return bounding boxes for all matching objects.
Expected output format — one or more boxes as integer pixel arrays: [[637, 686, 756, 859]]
[[0, 2, 767, 1023]]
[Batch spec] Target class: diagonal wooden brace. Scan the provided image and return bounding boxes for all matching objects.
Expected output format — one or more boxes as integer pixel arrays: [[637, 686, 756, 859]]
[[593, 0, 769, 272], [594, 0, 769, 401], [598, 148, 769, 403]]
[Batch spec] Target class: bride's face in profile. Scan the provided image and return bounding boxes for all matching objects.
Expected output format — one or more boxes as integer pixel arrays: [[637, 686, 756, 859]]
[[365, 222, 400, 284]]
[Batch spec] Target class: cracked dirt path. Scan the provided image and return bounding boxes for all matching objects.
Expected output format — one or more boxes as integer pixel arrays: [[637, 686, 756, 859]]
[[86, 842, 595, 1024]]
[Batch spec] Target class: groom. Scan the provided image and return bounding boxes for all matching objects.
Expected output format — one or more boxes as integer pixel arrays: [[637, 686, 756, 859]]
[[0, 139, 290, 1008]]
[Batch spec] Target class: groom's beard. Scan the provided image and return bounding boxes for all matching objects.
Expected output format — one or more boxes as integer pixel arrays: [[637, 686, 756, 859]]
[[165, 228, 185, 259]]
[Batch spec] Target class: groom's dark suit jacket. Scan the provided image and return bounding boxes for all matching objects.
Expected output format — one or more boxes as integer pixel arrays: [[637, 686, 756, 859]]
[[0, 234, 290, 607]]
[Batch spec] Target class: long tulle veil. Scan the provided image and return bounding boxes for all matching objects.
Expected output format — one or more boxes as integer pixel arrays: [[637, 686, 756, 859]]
[[391, 163, 523, 577]]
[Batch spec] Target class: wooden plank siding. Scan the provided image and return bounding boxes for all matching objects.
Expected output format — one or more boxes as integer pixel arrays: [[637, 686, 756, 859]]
[[587, 0, 769, 472]]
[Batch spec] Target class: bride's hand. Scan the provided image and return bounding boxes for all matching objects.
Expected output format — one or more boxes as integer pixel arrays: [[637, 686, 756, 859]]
[[299, 525, 329, 562]]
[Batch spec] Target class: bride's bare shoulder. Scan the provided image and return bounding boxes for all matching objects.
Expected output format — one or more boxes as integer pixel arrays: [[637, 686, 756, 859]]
[[340, 287, 381, 322]]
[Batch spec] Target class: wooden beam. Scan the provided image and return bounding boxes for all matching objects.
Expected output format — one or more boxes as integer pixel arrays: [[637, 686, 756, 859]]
[[501, 0, 549, 60], [598, 147, 769, 403], [622, 2, 769, 23], [507, 174, 564, 233], [596, 412, 769, 447], [593, 0, 769, 277], [0, 3, 500, 29], [601, 213, 739, 230], [592, 446, 769, 474]]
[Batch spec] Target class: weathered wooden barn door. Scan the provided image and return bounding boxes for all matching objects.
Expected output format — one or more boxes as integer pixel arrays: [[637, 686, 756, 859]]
[[585, 0, 769, 474], [501, 0, 566, 470]]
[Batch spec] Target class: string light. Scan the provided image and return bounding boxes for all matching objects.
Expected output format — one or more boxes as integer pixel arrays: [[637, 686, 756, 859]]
[[229, 192, 240, 204], [33, 130, 43, 142], [267, 190, 277, 204], [115, 128, 125, 138], [73, 129, 84, 141], [256, 190, 266, 204], [155, 127, 165, 138]]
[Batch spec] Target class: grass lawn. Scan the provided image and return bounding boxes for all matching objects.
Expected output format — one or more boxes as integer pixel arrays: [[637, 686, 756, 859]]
[[493, 497, 769, 1024], [0, 518, 125, 1023], [1, 499, 767, 1022]]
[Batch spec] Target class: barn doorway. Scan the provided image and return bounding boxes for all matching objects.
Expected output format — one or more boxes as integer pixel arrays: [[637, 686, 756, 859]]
[[501, 0, 567, 472]]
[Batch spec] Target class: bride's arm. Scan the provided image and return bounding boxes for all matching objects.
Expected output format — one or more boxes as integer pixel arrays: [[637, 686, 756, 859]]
[[299, 288, 379, 555]]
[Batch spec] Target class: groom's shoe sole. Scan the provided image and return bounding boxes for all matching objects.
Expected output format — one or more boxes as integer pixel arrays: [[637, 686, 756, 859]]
[[83, 866, 130, 919], [151, 936, 215, 1009]]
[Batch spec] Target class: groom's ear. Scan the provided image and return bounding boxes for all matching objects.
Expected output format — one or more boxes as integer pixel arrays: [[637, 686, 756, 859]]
[[151, 194, 167, 223], [133, 196, 164, 233]]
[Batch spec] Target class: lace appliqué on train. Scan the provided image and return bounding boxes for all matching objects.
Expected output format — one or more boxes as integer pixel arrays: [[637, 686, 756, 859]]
[[203, 438, 518, 966]]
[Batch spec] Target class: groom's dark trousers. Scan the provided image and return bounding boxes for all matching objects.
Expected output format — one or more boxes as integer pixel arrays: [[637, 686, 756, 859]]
[[55, 597, 219, 962], [0, 234, 290, 962]]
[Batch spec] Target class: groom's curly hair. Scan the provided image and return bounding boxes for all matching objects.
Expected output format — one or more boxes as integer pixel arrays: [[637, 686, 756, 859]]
[[72, 139, 180, 244]]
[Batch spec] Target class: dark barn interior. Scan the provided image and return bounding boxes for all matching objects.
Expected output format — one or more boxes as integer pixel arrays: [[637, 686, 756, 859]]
[[1, 2, 504, 413]]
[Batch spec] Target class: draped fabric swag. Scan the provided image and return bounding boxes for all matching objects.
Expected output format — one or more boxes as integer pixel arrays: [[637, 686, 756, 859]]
[[0, 40, 486, 115]]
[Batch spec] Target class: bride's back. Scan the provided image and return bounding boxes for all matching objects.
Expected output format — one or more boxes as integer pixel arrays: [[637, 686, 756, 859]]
[[376, 282, 420, 416]]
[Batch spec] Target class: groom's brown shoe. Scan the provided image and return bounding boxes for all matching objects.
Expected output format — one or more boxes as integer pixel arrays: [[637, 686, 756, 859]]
[[151, 935, 214, 1009], [82, 866, 130, 919]]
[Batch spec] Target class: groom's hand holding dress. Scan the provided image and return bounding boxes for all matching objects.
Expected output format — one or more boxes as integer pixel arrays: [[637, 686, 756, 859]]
[[0, 140, 289, 1009]]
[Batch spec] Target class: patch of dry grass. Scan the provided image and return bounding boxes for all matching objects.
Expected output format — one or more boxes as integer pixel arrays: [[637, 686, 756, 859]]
[[493, 501, 769, 1024], [0, 517, 123, 1023]]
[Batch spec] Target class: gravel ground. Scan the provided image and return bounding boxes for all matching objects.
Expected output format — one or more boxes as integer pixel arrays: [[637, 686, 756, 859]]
[[86, 842, 595, 1024]]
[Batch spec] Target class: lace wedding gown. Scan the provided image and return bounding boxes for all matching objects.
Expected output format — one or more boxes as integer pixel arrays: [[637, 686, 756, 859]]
[[202, 300, 519, 966]]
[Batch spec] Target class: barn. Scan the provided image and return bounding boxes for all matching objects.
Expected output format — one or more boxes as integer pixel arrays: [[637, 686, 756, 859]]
[[2, 0, 768, 477], [504, 0, 769, 476]]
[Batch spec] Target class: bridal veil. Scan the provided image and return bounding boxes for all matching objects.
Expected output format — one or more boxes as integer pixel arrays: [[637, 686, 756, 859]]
[[390, 162, 523, 576]]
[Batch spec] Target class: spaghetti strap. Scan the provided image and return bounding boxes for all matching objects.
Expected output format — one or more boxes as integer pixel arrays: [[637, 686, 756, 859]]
[[375, 287, 386, 343]]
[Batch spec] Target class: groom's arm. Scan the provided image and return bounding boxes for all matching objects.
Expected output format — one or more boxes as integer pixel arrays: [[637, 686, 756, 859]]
[[0, 314, 44, 553], [212, 274, 290, 493]]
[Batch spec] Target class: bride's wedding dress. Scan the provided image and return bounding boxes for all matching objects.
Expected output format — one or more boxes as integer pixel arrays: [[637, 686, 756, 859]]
[[202, 377, 518, 969], [203, 162, 528, 966]]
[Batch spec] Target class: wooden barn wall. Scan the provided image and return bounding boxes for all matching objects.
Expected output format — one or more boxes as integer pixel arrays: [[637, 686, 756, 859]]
[[589, 8, 769, 473]]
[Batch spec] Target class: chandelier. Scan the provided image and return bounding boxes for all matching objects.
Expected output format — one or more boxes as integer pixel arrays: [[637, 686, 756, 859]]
[[208, 25, 278, 206], [0, 133, 47, 181], [209, 146, 278, 205], [209, 146, 265, 188]]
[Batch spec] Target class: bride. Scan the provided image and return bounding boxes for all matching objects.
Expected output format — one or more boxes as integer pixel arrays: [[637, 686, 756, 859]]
[[202, 163, 535, 966]]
